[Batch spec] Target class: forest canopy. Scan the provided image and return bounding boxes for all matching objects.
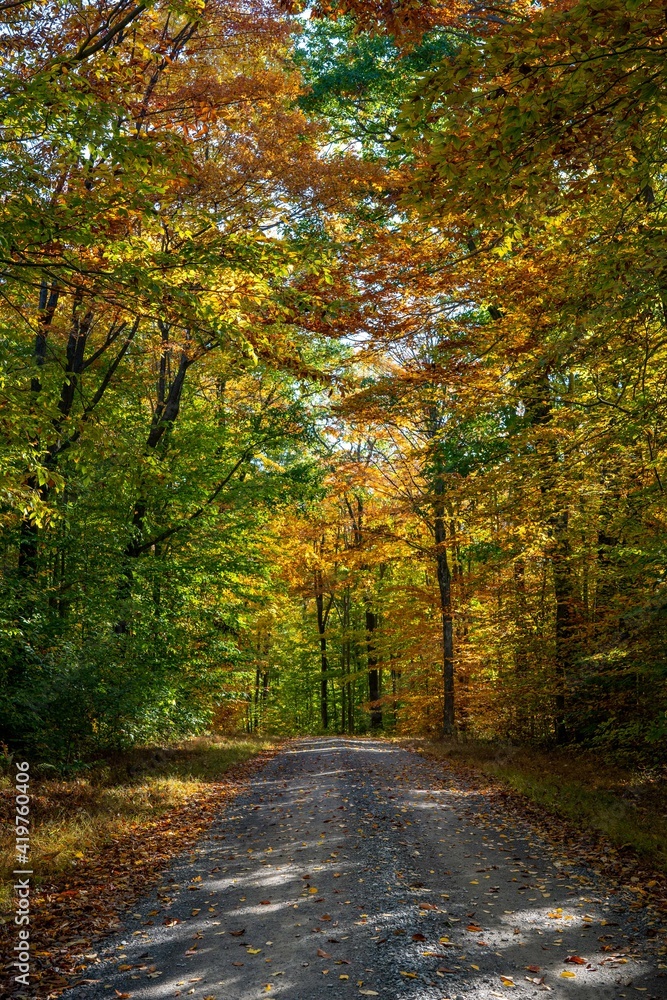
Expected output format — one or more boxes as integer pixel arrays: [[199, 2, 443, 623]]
[[1, 0, 666, 765]]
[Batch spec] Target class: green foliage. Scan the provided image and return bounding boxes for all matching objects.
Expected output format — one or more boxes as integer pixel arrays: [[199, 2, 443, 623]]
[[295, 16, 454, 160]]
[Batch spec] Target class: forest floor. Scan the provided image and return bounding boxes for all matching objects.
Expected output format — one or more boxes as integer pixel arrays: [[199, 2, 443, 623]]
[[0, 736, 277, 997], [37, 737, 666, 1000], [418, 738, 667, 875]]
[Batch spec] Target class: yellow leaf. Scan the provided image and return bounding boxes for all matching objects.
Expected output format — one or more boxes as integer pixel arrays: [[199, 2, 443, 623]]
[[561, 971, 576, 979]]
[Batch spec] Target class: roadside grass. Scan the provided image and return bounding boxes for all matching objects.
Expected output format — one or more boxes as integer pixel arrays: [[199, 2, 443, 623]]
[[0, 735, 272, 914], [419, 739, 667, 874]]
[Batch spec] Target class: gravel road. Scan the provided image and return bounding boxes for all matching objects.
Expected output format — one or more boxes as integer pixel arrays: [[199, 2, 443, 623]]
[[65, 737, 664, 1000]]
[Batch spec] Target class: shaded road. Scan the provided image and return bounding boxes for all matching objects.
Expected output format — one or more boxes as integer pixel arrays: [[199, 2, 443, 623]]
[[67, 738, 663, 999]]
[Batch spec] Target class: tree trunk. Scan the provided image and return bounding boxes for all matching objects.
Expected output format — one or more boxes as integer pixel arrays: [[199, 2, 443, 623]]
[[551, 511, 574, 744], [18, 282, 60, 575], [315, 568, 329, 730], [366, 608, 382, 729], [434, 485, 454, 735], [526, 374, 575, 744], [116, 339, 191, 632], [513, 557, 528, 735], [340, 675, 346, 735], [254, 664, 261, 731]]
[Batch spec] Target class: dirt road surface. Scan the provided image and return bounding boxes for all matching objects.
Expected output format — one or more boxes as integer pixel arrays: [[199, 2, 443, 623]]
[[65, 738, 664, 1000]]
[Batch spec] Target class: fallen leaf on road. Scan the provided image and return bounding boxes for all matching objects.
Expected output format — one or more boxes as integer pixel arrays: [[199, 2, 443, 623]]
[[467, 924, 483, 932], [412, 933, 426, 941], [400, 970, 418, 978], [229, 929, 245, 937], [358, 991, 378, 996], [247, 948, 262, 955], [565, 955, 586, 965], [418, 902, 437, 911], [317, 948, 331, 958], [561, 971, 576, 978], [114, 993, 131, 999], [526, 965, 541, 973], [500, 975, 515, 987]]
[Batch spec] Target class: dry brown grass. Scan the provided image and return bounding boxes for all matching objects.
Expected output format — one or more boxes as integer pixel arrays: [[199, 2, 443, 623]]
[[0, 735, 272, 913]]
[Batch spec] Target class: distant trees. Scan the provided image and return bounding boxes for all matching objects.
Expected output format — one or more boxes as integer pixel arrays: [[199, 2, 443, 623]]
[[2, 0, 666, 762]]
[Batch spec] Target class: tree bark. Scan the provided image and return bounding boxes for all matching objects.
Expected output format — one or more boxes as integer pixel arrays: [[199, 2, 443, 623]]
[[525, 375, 576, 743], [551, 511, 574, 744], [434, 478, 454, 735], [366, 607, 382, 729], [18, 282, 60, 575], [314, 567, 329, 730]]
